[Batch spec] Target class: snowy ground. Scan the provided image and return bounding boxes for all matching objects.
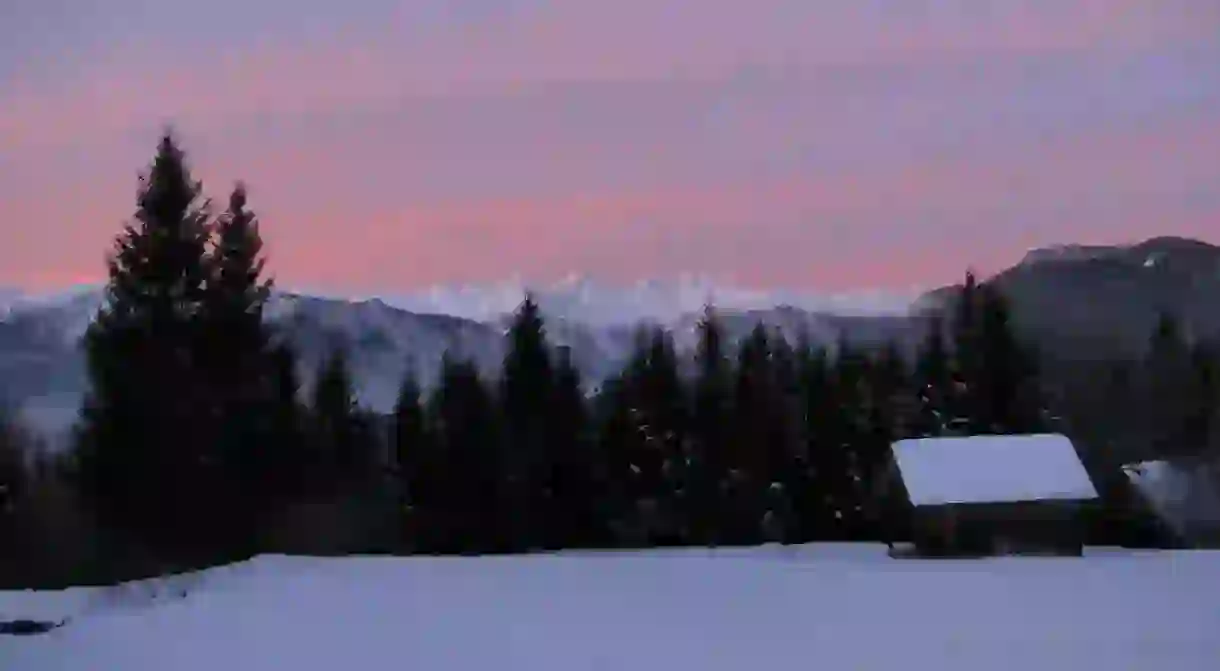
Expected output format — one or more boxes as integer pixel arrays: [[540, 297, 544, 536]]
[[3, 544, 1218, 670]]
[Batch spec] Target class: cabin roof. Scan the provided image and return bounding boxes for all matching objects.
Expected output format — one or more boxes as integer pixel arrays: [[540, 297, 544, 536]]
[[891, 433, 1099, 507]]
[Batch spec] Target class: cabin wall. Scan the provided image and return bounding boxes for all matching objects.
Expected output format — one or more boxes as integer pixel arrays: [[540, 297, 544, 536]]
[[911, 501, 1086, 556]]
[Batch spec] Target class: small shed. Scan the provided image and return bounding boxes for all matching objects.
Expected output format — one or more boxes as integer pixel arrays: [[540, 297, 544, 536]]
[[888, 433, 1099, 557]]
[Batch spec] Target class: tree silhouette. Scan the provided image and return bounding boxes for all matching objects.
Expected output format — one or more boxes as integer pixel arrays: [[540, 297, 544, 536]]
[[546, 345, 606, 548], [200, 183, 280, 549], [72, 131, 223, 559], [310, 346, 374, 494], [429, 354, 502, 553], [500, 294, 555, 549], [392, 363, 432, 547], [688, 306, 732, 544]]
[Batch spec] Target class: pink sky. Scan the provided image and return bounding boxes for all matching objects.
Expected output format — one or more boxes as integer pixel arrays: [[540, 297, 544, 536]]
[[2, 0, 1218, 294]]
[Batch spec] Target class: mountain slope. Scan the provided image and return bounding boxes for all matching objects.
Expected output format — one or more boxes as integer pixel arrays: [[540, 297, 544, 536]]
[[918, 236, 1220, 358]]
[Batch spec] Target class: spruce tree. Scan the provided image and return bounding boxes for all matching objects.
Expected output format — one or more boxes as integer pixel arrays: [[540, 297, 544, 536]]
[[500, 294, 555, 549], [689, 306, 732, 544], [547, 345, 604, 548], [1142, 312, 1200, 457], [73, 131, 219, 558], [203, 183, 272, 365], [943, 271, 1046, 435], [602, 327, 687, 546], [913, 315, 952, 436], [856, 340, 910, 542], [266, 341, 307, 501], [951, 270, 982, 375], [793, 340, 838, 540], [849, 345, 878, 536], [872, 341, 909, 421], [200, 183, 278, 546], [310, 346, 370, 493], [592, 370, 644, 546], [637, 327, 689, 544], [429, 354, 502, 553], [0, 411, 29, 564], [821, 338, 871, 539], [726, 324, 779, 544], [393, 364, 427, 483], [974, 282, 1044, 433], [765, 333, 804, 543], [948, 271, 983, 432], [392, 363, 431, 546]]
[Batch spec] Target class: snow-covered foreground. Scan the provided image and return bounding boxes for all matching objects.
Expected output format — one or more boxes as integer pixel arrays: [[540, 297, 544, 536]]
[[3, 544, 1218, 670]]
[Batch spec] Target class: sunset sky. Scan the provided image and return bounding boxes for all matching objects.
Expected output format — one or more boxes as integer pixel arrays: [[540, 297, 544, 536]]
[[2, 0, 1218, 295]]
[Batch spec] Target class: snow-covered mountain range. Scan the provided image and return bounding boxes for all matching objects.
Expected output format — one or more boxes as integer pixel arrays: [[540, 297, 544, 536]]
[[281, 274, 920, 325], [0, 279, 921, 444]]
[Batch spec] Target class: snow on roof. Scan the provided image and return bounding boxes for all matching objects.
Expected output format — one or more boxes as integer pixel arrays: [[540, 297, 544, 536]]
[[891, 433, 1098, 507], [1123, 459, 1220, 541]]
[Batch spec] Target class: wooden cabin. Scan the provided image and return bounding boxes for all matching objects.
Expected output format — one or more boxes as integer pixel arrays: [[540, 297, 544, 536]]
[[886, 433, 1099, 557]]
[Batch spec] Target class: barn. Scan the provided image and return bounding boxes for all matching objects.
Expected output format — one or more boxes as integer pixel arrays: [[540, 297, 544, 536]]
[[887, 433, 1099, 557]]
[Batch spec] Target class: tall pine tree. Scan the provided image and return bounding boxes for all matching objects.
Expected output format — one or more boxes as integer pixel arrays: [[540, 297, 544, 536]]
[[688, 306, 732, 544], [202, 183, 272, 373], [392, 363, 432, 548], [200, 183, 279, 548], [429, 354, 502, 553], [943, 270, 1045, 435], [793, 340, 841, 540], [309, 346, 373, 494], [913, 315, 952, 436], [265, 341, 307, 502], [73, 131, 221, 559], [546, 346, 605, 548], [1141, 312, 1204, 458], [637, 327, 689, 544], [599, 327, 688, 546], [499, 294, 555, 549], [725, 324, 784, 544], [0, 411, 29, 567]]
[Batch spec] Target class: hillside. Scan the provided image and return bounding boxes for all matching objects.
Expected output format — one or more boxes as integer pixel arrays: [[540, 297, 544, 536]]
[[918, 236, 1220, 359]]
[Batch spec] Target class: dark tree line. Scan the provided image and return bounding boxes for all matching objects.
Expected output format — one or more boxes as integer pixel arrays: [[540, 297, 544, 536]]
[[3, 134, 1218, 585]]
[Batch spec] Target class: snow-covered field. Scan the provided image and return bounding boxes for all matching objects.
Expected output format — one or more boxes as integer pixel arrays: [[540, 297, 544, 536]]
[[3, 544, 1218, 670]]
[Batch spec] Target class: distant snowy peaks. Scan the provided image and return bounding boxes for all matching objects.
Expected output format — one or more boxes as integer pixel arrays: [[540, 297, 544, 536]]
[[381, 275, 917, 326]]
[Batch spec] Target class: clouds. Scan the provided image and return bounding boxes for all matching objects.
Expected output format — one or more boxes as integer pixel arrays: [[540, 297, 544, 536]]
[[0, 0, 1217, 292], [7, 0, 1216, 148]]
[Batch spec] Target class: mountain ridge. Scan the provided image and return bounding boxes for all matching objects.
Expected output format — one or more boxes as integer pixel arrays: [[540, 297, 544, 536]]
[[4, 235, 1219, 444], [1, 281, 920, 445]]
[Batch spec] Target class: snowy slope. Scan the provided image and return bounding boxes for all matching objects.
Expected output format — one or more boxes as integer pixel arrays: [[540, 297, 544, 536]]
[[3, 544, 1219, 670]]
